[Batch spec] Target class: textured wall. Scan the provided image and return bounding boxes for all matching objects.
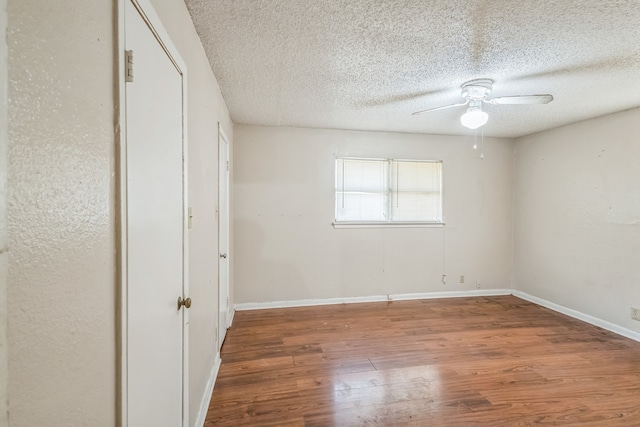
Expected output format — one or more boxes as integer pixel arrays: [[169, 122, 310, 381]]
[[0, 0, 8, 425], [149, 1, 234, 424], [234, 125, 514, 304], [7, 1, 115, 426], [514, 107, 640, 333]]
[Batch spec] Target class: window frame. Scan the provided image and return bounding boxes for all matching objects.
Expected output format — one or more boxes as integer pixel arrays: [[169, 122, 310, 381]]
[[333, 157, 445, 228]]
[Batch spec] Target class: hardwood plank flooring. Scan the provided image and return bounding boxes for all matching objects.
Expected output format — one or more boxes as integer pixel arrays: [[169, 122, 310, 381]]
[[204, 296, 640, 426]]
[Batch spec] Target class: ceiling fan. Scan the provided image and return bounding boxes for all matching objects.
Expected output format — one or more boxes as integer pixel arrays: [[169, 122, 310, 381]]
[[412, 79, 553, 129]]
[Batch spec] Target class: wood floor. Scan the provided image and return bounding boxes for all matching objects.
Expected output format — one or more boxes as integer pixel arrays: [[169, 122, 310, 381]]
[[204, 295, 640, 426]]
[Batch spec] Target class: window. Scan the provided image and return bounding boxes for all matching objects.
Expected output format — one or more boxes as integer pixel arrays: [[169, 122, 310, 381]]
[[335, 158, 443, 226]]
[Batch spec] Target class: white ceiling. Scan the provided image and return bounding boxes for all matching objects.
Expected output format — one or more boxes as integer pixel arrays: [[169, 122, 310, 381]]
[[184, 0, 640, 138]]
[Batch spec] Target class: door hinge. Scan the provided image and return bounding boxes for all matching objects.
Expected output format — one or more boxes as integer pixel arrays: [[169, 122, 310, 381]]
[[226, 161, 229, 172], [125, 50, 134, 82]]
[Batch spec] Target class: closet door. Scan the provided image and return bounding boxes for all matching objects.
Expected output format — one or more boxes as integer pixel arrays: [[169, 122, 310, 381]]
[[218, 126, 230, 349], [124, 0, 189, 425]]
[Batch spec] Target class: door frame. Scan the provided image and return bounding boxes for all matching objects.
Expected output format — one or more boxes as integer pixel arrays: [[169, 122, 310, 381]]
[[117, 1, 189, 426], [218, 124, 231, 349]]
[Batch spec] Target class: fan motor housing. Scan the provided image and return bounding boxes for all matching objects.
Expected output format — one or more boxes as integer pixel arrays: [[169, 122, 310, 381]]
[[461, 78, 493, 100]]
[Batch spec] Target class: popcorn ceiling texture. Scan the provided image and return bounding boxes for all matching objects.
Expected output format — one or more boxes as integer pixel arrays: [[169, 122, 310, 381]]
[[185, 0, 640, 138]]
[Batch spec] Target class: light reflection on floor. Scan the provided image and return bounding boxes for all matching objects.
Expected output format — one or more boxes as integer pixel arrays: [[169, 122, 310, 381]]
[[331, 364, 442, 424]]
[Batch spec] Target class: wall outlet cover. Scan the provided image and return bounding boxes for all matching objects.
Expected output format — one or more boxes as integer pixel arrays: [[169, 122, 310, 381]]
[[631, 306, 640, 321]]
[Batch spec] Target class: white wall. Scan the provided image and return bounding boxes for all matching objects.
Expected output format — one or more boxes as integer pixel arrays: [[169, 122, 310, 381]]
[[7, 1, 115, 426], [234, 125, 514, 304], [6, 0, 231, 425], [0, 0, 8, 425], [514, 107, 640, 333], [148, 1, 233, 424]]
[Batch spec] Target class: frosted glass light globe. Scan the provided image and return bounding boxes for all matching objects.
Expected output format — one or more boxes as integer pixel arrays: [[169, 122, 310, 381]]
[[460, 108, 488, 129]]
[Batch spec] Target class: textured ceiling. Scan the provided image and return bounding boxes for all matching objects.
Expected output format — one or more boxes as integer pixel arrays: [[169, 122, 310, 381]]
[[185, 0, 640, 138]]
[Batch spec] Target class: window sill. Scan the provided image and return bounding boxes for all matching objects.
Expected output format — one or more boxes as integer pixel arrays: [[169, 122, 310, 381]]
[[332, 221, 445, 229]]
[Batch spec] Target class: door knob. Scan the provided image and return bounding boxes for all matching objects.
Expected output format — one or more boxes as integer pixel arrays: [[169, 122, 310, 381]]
[[220, 253, 227, 259], [177, 296, 192, 310]]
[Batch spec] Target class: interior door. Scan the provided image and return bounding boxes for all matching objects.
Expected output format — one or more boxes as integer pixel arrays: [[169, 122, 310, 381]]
[[125, 0, 187, 425], [218, 126, 230, 350]]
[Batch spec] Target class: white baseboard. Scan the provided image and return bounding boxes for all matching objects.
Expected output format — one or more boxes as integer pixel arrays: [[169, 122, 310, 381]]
[[234, 289, 512, 311], [389, 289, 512, 301], [228, 308, 235, 327], [234, 289, 639, 343], [512, 290, 640, 343], [194, 353, 221, 427]]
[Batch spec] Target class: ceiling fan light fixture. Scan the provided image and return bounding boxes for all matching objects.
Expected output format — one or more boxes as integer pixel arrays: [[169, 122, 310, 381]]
[[460, 107, 488, 129], [411, 78, 552, 129]]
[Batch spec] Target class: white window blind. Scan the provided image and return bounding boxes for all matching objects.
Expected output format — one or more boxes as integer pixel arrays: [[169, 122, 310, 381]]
[[335, 158, 443, 224]]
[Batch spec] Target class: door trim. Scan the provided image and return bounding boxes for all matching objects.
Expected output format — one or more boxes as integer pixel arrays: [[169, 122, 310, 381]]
[[117, 1, 189, 426]]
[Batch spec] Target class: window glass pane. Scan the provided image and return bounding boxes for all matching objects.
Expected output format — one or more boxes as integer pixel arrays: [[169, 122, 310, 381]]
[[391, 161, 442, 222], [335, 159, 388, 221], [335, 158, 442, 223]]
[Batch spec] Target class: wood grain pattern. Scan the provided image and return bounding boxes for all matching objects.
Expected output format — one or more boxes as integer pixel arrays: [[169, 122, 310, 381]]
[[204, 296, 640, 426]]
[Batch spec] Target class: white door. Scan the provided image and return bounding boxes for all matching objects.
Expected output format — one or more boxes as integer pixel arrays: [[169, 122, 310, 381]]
[[125, 1, 188, 425], [218, 126, 230, 349]]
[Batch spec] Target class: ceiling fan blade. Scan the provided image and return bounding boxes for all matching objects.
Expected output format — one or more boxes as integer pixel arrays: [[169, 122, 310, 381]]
[[412, 101, 468, 116], [486, 94, 553, 105]]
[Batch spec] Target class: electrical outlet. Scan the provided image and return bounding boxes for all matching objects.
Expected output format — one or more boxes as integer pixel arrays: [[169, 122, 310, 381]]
[[476, 280, 481, 289], [631, 306, 640, 321], [459, 275, 465, 284]]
